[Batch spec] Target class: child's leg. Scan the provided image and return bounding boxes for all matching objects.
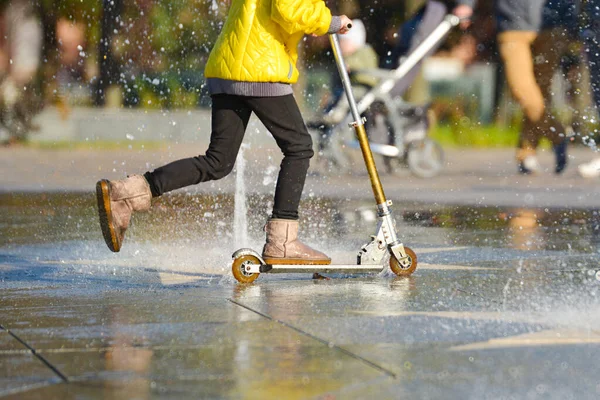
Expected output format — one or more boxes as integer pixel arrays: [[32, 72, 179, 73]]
[[96, 94, 251, 252], [145, 94, 252, 196], [247, 95, 314, 220], [246, 94, 328, 263]]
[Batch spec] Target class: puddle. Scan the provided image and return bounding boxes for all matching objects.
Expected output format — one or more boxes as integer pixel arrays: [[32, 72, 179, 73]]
[[1, 193, 599, 256]]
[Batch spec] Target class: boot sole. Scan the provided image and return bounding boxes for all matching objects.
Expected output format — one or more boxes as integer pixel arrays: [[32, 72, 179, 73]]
[[96, 180, 120, 252], [263, 257, 331, 265]]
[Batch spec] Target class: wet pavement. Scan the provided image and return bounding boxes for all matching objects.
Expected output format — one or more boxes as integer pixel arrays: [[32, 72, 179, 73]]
[[1, 189, 600, 399]]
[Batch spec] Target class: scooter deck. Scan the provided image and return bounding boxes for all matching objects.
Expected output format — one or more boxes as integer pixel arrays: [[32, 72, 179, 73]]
[[259, 264, 384, 274], [262, 258, 332, 266]]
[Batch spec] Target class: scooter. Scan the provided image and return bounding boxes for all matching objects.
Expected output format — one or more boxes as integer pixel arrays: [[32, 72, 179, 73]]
[[230, 31, 417, 284]]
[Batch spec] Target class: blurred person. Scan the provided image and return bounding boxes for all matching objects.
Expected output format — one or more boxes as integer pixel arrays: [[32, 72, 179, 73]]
[[496, 0, 577, 175], [578, 0, 600, 178], [323, 0, 477, 119], [0, 0, 43, 145], [95, 0, 352, 264], [385, 0, 476, 100], [434, 30, 478, 65], [54, 18, 90, 116], [390, 0, 476, 65]]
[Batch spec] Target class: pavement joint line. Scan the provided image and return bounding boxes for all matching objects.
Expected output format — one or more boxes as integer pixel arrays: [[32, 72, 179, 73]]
[[0, 324, 69, 383], [29, 343, 280, 354], [0, 349, 31, 355], [0, 381, 60, 398], [228, 298, 398, 379]]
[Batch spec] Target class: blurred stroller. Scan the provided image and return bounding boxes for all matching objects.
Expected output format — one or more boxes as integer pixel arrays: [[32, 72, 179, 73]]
[[309, 3, 460, 178]]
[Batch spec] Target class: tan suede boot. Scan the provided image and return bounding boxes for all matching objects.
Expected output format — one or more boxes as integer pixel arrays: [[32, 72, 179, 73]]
[[96, 175, 151, 252], [262, 219, 331, 265]]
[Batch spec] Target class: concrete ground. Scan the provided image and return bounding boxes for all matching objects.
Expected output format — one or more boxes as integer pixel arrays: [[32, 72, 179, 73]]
[[1, 108, 600, 399], [2, 208, 599, 399]]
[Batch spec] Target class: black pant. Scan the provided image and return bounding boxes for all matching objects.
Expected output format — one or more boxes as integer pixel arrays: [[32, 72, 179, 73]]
[[144, 94, 314, 220]]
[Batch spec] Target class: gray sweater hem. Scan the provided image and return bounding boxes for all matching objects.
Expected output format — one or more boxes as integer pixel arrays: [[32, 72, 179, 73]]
[[206, 78, 293, 97]]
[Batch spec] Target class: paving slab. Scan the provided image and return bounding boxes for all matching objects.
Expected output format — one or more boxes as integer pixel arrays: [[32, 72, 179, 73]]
[[2, 227, 599, 399]]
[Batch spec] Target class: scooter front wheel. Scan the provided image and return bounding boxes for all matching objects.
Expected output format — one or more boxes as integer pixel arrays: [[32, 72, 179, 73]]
[[389, 247, 417, 276], [232, 254, 261, 283]]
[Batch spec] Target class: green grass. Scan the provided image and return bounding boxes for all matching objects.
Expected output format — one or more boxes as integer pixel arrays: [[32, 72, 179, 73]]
[[25, 126, 519, 150], [430, 124, 520, 148], [23, 123, 584, 150]]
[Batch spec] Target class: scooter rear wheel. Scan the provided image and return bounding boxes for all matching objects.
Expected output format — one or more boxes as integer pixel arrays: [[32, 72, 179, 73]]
[[232, 254, 261, 283], [389, 246, 417, 276]]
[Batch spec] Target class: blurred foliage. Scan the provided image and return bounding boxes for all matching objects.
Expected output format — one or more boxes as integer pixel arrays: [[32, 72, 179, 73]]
[[35, 0, 413, 110], [110, 0, 226, 107], [33, 0, 451, 111], [36, 0, 227, 107], [36, 0, 596, 151]]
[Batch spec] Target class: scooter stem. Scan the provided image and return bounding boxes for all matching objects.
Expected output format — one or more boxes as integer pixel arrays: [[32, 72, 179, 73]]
[[329, 33, 387, 207]]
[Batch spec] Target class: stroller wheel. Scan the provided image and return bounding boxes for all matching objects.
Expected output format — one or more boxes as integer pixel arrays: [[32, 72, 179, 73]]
[[406, 139, 444, 178]]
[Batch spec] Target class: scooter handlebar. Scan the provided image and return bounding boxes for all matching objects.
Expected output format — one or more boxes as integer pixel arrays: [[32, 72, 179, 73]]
[[328, 33, 362, 125]]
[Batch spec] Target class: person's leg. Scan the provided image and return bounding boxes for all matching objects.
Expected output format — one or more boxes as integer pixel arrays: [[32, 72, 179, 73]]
[[247, 95, 314, 220], [578, 1, 600, 177], [145, 95, 251, 195], [531, 28, 569, 173], [97, 94, 251, 252], [246, 94, 329, 264], [584, 1, 600, 108], [498, 31, 544, 172]]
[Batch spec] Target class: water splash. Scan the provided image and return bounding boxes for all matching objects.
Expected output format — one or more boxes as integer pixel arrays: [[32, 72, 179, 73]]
[[502, 277, 512, 311], [234, 144, 250, 249]]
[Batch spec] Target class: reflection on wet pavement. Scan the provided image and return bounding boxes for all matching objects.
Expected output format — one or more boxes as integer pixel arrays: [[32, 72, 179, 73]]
[[1, 193, 599, 398]]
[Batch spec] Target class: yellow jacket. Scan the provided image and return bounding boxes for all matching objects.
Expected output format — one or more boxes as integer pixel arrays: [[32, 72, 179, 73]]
[[205, 0, 332, 84]]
